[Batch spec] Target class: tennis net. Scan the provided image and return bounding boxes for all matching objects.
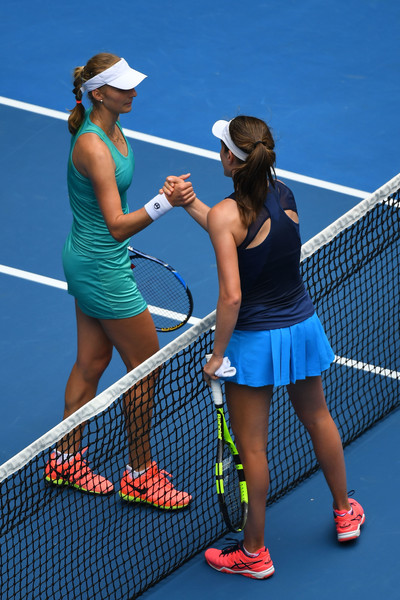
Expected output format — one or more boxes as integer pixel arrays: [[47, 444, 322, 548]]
[[1, 173, 399, 599]]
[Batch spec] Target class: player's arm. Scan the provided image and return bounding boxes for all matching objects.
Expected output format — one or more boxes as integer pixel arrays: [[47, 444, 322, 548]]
[[163, 176, 210, 231], [73, 134, 195, 242], [204, 199, 242, 378]]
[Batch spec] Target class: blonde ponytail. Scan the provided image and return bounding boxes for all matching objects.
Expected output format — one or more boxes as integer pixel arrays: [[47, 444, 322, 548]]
[[68, 66, 86, 135], [67, 53, 121, 135]]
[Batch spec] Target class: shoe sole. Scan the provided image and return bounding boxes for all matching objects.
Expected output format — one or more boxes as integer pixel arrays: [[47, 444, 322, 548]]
[[207, 561, 275, 580], [337, 513, 366, 541], [119, 490, 191, 509], [45, 475, 114, 495]]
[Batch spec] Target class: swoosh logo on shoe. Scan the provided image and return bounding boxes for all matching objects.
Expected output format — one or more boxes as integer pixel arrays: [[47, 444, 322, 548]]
[[130, 484, 148, 494]]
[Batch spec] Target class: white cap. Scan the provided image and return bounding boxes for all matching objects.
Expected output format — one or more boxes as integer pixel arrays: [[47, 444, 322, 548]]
[[81, 58, 147, 93], [212, 119, 248, 162]]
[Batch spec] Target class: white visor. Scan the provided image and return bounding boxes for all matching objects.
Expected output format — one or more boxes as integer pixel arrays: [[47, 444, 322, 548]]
[[81, 58, 147, 93], [212, 119, 248, 162]]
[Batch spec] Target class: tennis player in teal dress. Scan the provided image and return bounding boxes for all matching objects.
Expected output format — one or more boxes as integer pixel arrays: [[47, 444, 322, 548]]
[[199, 116, 365, 578], [63, 105, 147, 319], [45, 52, 209, 510]]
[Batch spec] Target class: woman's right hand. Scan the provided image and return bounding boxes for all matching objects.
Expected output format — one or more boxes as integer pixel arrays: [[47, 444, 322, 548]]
[[203, 354, 224, 385], [161, 174, 196, 207]]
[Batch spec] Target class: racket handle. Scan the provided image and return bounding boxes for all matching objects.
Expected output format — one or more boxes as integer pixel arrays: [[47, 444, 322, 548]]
[[206, 354, 224, 407], [210, 379, 223, 408]]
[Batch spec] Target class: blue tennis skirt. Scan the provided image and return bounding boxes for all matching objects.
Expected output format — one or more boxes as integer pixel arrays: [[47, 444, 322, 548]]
[[63, 236, 147, 320], [224, 313, 335, 387]]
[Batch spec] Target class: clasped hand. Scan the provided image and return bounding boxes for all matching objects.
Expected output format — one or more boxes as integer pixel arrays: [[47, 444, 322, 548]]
[[160, 173, 196, 207], [203, 354, 223, 386]]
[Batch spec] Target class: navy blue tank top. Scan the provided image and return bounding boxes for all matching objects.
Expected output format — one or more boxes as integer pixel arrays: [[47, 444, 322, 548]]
[[233, 180, 314, 330]]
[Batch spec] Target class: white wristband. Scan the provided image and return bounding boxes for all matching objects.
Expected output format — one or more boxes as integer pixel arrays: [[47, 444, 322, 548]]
[[144, 193, 173, 221]]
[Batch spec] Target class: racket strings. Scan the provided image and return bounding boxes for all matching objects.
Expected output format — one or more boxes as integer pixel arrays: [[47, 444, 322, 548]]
[[220, 442, 243, 529], [129, 253, 192, 331]]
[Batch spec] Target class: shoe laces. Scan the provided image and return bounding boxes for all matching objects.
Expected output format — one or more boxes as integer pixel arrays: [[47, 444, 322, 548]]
[[219, 539, 264, 569], [158, 468, 172, 480], [220, 538, 242, 556], [69, 457, 92, 478], [151, 468, 175, 488], [67, 448, 92, 477]]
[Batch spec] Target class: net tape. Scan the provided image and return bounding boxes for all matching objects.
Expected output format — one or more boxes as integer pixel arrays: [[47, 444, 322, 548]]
[[1, 173, 399, 599]]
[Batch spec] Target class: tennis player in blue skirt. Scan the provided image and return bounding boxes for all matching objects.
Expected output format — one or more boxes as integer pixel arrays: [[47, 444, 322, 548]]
[[201, 116, 365, 578], [45, 52, 207, 509]]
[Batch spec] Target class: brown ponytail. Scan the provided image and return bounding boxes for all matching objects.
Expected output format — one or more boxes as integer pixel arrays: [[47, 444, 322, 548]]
[[67, 53, 121, 135], [228, 116, 276, 227]]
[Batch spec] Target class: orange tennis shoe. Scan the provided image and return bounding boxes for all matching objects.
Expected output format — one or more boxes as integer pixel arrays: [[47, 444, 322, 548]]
[[44, 447, 114, 495], [334, 498, 365, 542], [205, 540, 275, 579], [119, 461, 192, 509]]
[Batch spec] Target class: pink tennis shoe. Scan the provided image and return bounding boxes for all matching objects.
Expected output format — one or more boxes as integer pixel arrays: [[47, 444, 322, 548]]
[[334, 497, 365, 542], [205, 540, 275, 579]]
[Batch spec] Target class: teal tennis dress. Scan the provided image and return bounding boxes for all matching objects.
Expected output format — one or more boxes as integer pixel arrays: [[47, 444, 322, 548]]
[[62, 108, 147, 319]]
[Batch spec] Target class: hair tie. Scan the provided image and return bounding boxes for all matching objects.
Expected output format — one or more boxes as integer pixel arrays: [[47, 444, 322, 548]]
[[76, 100, 82, 104], [253, 140, 264, 148]]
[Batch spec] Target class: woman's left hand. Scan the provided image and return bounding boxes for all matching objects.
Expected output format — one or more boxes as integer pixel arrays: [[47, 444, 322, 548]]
[[160, 174, 196, 206]]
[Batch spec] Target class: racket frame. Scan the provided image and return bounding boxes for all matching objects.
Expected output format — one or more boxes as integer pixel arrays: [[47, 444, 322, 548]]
[[209, 377, 248, 532], [128, 246, 193, 332]]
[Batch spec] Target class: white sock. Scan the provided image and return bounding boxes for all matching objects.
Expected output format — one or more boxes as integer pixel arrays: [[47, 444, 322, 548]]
[[126, 464, 148, 478], [334, 507, 353, 516], [242, 544, 261, 558], [55, 450, 73, 465]]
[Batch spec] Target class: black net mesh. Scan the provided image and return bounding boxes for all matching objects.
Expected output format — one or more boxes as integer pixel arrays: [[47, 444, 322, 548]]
[[1, 180, 399, 599]]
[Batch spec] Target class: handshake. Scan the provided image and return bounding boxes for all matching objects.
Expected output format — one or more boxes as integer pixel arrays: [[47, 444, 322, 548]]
[[159, 173, 197, 208]]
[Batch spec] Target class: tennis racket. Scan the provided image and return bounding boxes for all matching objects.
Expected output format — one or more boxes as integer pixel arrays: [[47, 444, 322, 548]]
[[128, 246, 193, 332], [206, 355, 248, 533]]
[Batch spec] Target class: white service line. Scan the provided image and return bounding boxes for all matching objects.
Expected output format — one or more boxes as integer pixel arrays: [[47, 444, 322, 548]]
[[0, 264, 67, 290], [2, 263, 396, 373], [0, 95, 369, 324], [0, 95, 369, 198]]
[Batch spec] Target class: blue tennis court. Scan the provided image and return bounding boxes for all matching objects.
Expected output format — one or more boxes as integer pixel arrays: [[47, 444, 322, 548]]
[[1, 2, 399, 598]]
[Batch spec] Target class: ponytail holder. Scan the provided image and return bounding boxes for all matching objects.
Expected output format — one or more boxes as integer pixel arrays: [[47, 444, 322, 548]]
[[76, 100, 82, 104], [253, 140, 264, 148]]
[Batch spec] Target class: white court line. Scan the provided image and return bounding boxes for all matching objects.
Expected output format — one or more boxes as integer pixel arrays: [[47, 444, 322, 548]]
[[0, 95, 369, 199], [0, 264, 67, 290], [1, 265, 396, 372], [0, 264, 201, 326], [0, 95, 369, 328], [334, 356, 400, 380]]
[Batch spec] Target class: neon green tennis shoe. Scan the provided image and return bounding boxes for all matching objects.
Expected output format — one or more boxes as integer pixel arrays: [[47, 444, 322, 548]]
[[44, 447, 114, 495], [119, 461, 191, 509]]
